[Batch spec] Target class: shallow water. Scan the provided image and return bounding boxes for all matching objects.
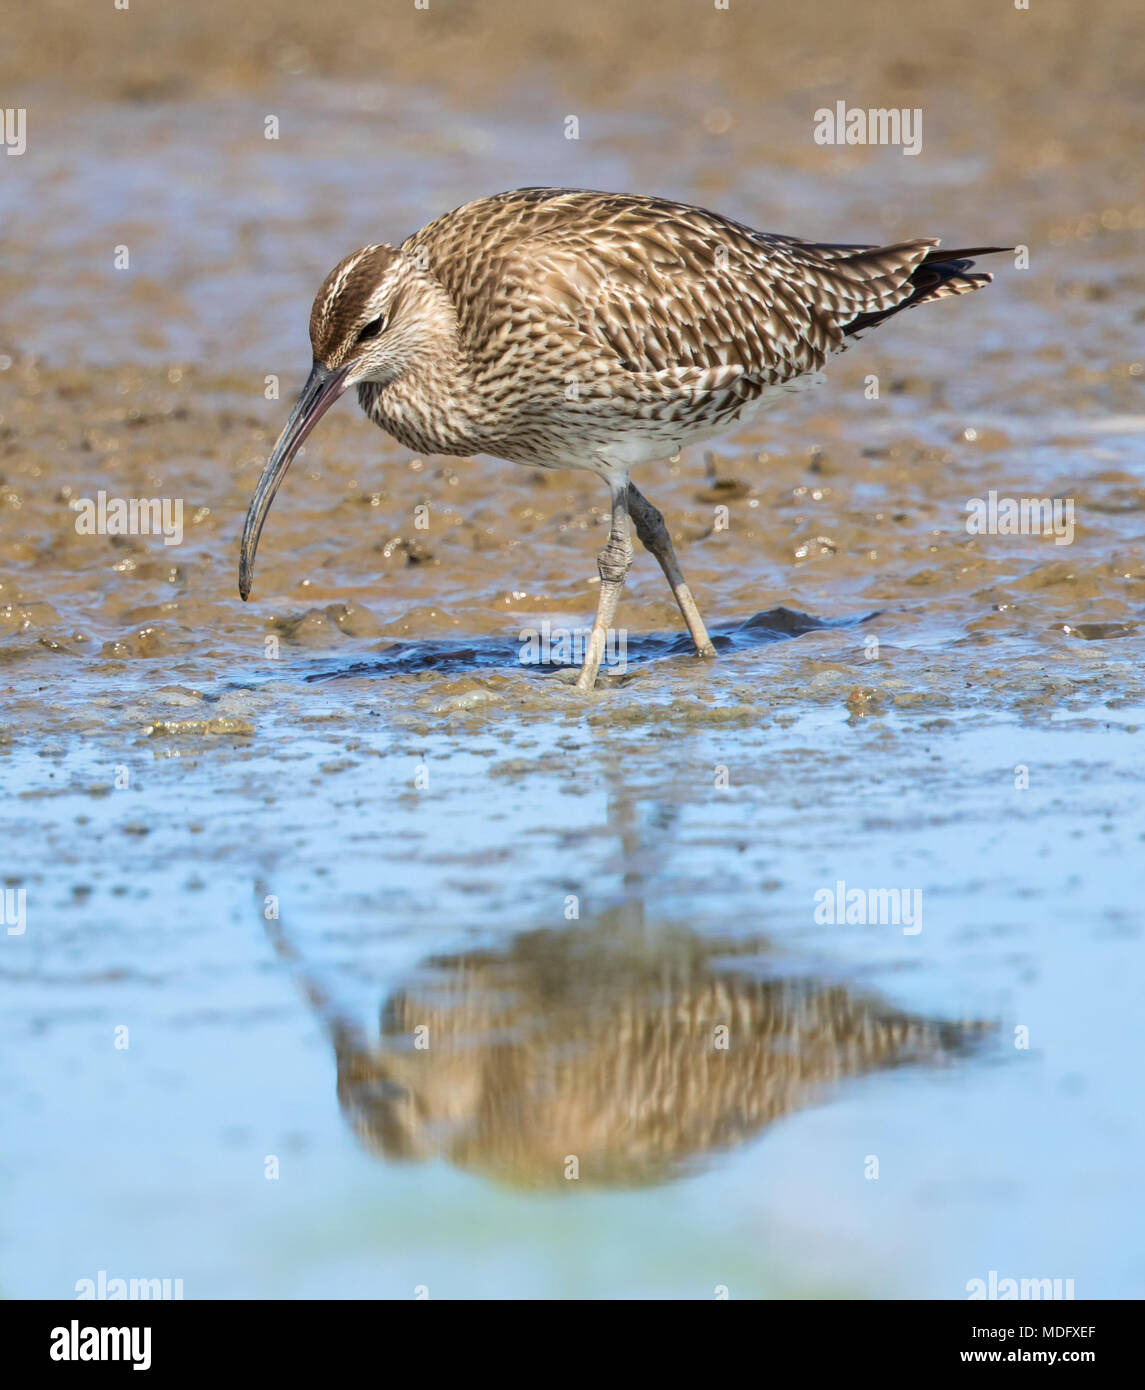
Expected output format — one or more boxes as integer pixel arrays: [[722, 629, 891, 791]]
[[2, 1, 1144, 1299]]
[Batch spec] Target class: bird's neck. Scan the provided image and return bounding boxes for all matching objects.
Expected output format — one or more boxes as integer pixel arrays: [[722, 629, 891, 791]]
[[361, 275, 483, 455]]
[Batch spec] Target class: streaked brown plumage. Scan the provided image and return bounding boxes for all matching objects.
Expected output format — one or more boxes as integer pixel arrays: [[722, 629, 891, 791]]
[[240, 187, 1008, 686]]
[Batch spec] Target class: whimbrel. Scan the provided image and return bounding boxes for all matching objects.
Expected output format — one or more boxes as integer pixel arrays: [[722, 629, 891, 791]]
[[239, 188, 1008, 688]]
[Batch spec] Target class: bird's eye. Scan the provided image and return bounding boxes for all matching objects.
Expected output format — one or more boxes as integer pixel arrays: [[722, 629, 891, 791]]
[[356, 315, 385, 344]]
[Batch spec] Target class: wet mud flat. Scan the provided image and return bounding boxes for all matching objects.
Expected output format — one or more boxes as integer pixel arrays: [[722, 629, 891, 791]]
[[3, 335, 1143, 1294], [2, 0, 1145, 1299], [3, 670, 1144, 1296]]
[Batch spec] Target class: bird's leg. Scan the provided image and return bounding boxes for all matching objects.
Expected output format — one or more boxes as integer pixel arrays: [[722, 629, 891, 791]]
[[627, 482, 716, 658], [575, 479, 633, 691]]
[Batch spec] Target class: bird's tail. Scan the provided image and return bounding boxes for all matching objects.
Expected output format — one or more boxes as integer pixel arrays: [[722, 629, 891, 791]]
[[838, 242, 1013, 338]]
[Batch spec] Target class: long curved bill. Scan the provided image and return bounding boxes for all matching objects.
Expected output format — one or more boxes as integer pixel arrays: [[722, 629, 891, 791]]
[[238, 361, 352, 600]]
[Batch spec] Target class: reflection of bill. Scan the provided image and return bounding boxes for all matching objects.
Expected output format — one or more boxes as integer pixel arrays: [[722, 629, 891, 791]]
[[268, 904, 990, 1189]]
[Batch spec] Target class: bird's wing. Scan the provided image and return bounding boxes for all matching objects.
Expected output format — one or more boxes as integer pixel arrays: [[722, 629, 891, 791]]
[[410, 189, 939, 397]]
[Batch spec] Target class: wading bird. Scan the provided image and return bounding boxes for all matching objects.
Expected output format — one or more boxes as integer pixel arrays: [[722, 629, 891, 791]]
[[239, 188, 1007, 688]]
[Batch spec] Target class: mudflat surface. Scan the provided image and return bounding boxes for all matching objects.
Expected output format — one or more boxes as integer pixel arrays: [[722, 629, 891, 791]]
[[1, 0, 1143, 1297]]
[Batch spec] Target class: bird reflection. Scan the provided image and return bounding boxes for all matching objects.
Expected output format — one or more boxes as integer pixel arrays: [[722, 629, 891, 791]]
[[264, 792, 989, 1188]]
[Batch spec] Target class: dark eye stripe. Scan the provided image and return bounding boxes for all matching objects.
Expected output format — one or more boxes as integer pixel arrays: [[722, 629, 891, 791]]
[[356, 316, 385, 343]]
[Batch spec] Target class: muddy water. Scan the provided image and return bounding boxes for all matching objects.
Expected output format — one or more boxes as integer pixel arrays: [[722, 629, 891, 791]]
[[2, 2, 1145, 1298]]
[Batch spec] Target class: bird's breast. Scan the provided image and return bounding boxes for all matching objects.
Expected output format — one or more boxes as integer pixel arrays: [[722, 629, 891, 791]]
[[358, 380, 483, 458]]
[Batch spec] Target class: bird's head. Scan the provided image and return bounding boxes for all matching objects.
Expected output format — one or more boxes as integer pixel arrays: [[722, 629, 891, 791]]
[[238, 242, 446, 600], [308, 242, 434, 383]]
